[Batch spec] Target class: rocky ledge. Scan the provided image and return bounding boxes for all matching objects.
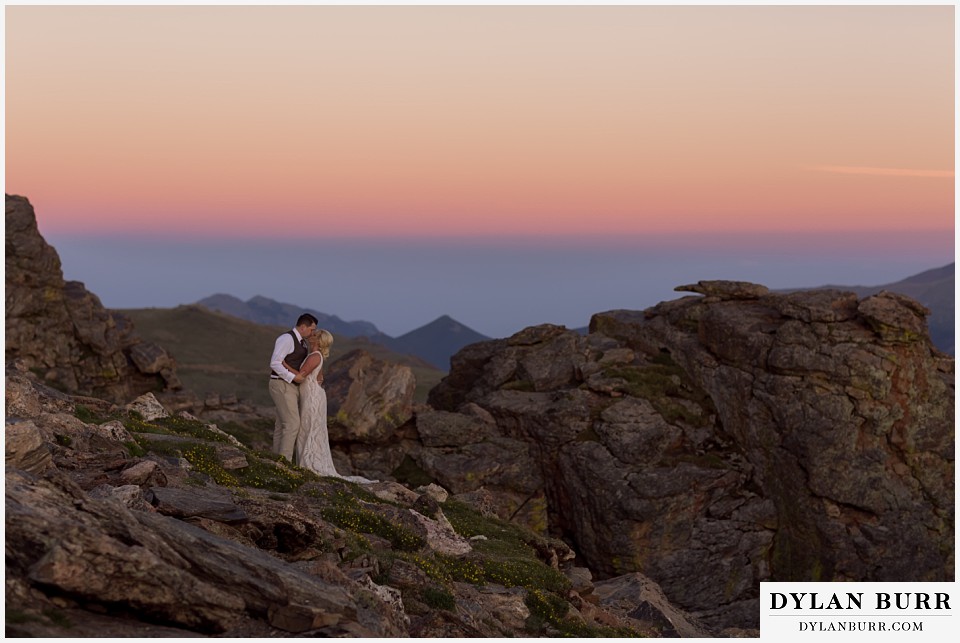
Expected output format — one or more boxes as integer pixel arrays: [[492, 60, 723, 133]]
[[5, 369, 717, 638]]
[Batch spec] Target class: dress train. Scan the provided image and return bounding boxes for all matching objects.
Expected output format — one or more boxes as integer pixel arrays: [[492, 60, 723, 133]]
[[296, 353, 376, 484]]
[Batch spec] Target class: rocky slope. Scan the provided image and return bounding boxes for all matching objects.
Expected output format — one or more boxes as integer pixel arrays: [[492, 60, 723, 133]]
[[5, 368, 714, 638], [393, 281, 955, 629], [6, 191, 952, 635], [5, 194, 180, 402]]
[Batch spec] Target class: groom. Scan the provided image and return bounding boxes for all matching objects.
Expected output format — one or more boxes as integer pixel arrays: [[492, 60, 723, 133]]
[[269, 313, 318, 462]]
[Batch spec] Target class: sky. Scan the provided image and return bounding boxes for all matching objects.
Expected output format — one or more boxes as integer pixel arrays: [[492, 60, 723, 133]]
[[5, 4, 956, 338]]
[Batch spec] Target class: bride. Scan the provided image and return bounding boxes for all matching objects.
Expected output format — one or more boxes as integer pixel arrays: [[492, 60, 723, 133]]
[[289, 329, 375, 484]]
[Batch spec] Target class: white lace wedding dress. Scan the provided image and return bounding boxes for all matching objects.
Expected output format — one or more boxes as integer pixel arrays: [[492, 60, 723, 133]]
[[296, 352, 376, 484]]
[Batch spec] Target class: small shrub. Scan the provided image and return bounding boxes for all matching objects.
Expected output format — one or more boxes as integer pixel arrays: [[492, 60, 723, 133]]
[[54, 434, 72, 447], [421, 586, 456, 611], [74, 405, 99, 424], [123, 440, 147, 457], [525, 587, 569, 622]]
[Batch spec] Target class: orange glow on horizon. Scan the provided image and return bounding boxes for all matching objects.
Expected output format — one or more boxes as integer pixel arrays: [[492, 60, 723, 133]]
[[5, 5, 954, 240]]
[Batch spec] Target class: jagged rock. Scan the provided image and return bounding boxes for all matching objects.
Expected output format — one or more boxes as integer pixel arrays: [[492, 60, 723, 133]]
[[90, 419, 135, 444], [415, 409, 496, 447], [216, 446, 249, 470], [88, 484, 155, 512], [593, 573, 713, 638], [451, 583, 530, 635], [417, 285, 954, 630], [119, 460, 164, 487], [365, 480, 421, 505], [126, 392, 169, 421], [6, 371, 45, 419], [355, 575, 409, 632], [325, 349, 415, 444], [564, 566, 594, 595], [206, 422, 245, 448], [234, 493, 332, 558], [386, 559, 433, 590], [407, 507, 473, 556], [452, 488, 498, 517], [127, 342, 178, 384], [5, 419, 55, 474], [675, 280, 769, 300], [147, 486, 248, 524], [416, 482, 450, 504], [267, 602, 341, 632], [858, 291, 931, 343], [5, 468, 364, 635], [5, 195, 181, 401]]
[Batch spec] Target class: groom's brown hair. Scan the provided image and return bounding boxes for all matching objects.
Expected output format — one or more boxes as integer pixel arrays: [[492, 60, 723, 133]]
[[296, 313, 319, 327]]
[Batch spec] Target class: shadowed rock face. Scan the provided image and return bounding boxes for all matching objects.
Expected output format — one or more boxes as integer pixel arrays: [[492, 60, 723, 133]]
[[421, 282, 954, 629], [5, 194, 180, 402]]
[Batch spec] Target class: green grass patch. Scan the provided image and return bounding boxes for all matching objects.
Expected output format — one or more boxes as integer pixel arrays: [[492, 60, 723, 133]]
[[218, 418, 274, 449], [524, 588, 645, 637], [124, 415, 232, 443], [305, 482, 424, 551], [133, 420, 320, 493], [123, 440, 147, 457], [421, 586, 457, 611], [4, 608, 43, 625], [393, 500, 573, 596], [74, 404, 99, 423], [41, 608, 73, 629], [604, 351, 715, 427], [320, 505, 424, 552]]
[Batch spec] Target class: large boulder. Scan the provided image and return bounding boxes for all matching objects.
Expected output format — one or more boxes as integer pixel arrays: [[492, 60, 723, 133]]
[[413, 284, 954, 630], [325, 349, 415, 444]]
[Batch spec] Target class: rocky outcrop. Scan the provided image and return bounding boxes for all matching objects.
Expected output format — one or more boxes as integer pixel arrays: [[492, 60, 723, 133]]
[[5, 194, 180, 402], [417, 282, 954, 629], [314, 349, 418, 479]]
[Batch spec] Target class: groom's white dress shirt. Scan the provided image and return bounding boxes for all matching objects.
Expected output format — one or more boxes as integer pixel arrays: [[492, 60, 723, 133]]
[[270, 328, 304, 383]]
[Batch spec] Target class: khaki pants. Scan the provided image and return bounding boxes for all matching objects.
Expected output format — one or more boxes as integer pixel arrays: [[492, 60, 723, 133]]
[[269, 378, 301, 462]]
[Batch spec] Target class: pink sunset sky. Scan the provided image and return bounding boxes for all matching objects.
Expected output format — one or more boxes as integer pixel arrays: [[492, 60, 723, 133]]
[[5, 4, 955, 243], [3, 5, 955, 337]]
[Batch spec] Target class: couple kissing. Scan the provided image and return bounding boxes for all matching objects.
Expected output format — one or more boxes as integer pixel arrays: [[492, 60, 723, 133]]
[[268, 313, 373, 483]]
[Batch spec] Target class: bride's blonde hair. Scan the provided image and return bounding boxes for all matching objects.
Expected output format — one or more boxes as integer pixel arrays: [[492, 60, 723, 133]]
[[310, 329, 334, 358]]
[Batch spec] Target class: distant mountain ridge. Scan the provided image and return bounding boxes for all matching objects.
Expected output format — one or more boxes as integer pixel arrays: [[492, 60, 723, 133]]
[[195, 294, 383, 339], [195, 294, 489, 370], [382, 314, 490, 371]]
